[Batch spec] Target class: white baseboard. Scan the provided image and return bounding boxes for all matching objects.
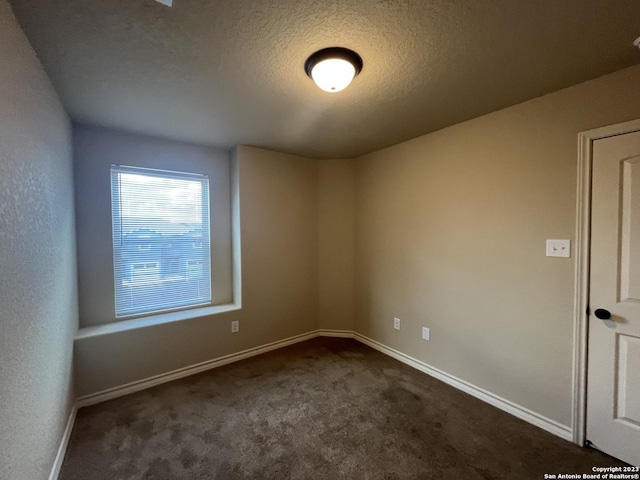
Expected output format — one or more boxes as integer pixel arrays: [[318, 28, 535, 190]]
[[49, 405, 77, 480], [76, 330, 319, 408], [353, 332, 573, 442], [317, 329, 354, 338]]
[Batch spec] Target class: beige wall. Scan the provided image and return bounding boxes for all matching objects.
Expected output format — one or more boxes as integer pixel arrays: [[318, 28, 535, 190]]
[[318, 159, 356, 331], [353, 64, 640, 427], [74, 144, 318, 396], [74, 65, 640, 426], [0, 2, 78, 479]]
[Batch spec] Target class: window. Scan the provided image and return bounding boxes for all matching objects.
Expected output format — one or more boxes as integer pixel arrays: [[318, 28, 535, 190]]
[[111, 165, 211, 317]]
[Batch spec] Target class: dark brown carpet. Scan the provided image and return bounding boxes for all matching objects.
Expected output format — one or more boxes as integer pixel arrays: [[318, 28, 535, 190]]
[[60, 337, 623, 479]]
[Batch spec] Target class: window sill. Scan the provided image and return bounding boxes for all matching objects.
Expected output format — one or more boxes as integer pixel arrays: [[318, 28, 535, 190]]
[[75, 303, 241, 340]]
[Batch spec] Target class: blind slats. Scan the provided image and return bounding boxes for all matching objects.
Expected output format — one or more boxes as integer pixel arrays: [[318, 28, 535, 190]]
[[111, 165, 212, 317]]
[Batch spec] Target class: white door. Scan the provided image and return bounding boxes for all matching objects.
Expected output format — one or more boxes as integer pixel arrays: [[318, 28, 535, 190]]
[[587, 130, 640, 466]]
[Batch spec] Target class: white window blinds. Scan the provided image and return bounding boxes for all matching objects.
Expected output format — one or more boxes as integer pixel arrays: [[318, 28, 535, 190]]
[[111, 165, 211, 317]]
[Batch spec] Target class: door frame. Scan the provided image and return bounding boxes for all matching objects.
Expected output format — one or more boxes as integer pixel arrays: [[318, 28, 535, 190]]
[[573, 118, 640, 446]]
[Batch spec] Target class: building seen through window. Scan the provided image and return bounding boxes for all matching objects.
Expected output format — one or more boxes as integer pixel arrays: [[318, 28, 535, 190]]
[[111, 165, 211, 317]]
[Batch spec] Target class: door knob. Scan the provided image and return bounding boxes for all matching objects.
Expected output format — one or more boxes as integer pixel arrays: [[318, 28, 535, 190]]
[[594, 308, 611, 320]]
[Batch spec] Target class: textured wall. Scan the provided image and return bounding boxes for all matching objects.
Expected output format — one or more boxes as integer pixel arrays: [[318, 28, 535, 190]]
[[318, 160, 355, 331], [354, 64, 640, 427], [0, 1, 78, 479], [74, 144, 318, 396]]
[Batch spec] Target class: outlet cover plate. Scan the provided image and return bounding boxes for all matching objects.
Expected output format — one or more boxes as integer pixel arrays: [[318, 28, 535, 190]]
[[231, 321, 239, 333], [393, 318, 401, 330], [546, 239, 570, 258], [422, 327, 430, 341]]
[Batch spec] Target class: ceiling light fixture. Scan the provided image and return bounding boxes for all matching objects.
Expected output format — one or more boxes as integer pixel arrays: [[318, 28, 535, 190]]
[[305, 47, 363, 93]]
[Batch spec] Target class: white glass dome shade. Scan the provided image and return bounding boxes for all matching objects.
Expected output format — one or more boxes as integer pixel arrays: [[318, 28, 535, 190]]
[[305, 47, 363, 93]]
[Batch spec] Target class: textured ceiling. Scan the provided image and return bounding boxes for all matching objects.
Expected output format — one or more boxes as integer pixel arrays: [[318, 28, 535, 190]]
[[9, 0, 640, 159]]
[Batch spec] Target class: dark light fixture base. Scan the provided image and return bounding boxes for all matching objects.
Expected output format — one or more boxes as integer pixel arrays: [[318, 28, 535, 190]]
[[304, 47, 363, 78]]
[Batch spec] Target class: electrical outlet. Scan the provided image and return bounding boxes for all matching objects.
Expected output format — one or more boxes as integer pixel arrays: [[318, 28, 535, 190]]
[[422, 327, 430, 341], [394, 318, 401, 330], [231, 321, 239, 333], [546, 239, 570, 258]]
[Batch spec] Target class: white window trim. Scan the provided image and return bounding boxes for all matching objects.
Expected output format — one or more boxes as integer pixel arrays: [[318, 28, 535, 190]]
[[110, 164, 212, 318]]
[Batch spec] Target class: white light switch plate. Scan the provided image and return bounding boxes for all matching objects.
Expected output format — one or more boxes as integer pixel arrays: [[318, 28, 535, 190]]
[[546, 239, 570, 258]]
